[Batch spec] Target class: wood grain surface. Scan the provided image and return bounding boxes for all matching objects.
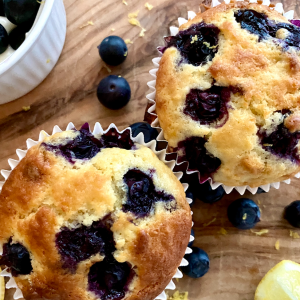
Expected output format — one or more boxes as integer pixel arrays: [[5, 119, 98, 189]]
[[1, 0, 300, 300]]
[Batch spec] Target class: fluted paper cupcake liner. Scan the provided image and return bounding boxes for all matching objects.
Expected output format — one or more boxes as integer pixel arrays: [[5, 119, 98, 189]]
[[146, 0, 300, 195], [0, 122, 194, 300]]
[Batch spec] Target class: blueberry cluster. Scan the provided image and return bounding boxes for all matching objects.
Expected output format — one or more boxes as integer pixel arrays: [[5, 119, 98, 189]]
[[97, 36, 131, 110], [235, 9, 300, 49], [0, 0, 40, 54], [56, 215, 135, 300], [43, 124, 135, 164]]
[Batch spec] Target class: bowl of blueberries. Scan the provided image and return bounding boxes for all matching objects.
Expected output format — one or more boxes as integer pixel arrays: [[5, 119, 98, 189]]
[[0, 0, 66, 104]]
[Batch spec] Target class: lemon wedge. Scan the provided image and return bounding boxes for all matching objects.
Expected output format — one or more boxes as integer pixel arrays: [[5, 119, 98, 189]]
[[0, 267, 4, 300], [255, 260, 300, 300]]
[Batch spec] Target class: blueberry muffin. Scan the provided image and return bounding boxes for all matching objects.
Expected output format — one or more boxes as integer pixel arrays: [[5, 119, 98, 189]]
[[155, 2, 300, 187], [0, 124, 191, 300]]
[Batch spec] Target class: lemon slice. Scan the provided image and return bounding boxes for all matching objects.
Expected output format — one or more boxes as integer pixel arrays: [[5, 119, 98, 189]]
[[255, 260, 300, 300], [0, 267, 5, 300]]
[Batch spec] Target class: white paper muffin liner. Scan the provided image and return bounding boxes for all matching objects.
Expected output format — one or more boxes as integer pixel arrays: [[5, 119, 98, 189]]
[[146, 0, 300, 195], [0, 122, 194, 300]]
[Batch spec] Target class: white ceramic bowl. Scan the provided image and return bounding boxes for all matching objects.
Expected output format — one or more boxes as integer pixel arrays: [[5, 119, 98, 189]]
[[0, 0, 67, 104]]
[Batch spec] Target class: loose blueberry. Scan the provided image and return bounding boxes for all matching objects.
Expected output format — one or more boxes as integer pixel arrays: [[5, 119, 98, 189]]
[[4, 0, 40, 26], [185, 189, 194, 202], [98, 36, 128, 66], [0, 239, 33, 276], [256, 187, 266, 194], [181, 247, 210, 278], [97, 75, 131, 110], [285, 201, 300, 228], [227, 198, 260, 230], [188, 229, 195, 248], [162, 22, 220, 66], [177, 137, 221, 183], [193, 181, 225, 204], [123, 169, 175, 218], [0, 24, 8, 54], [129, 122, 159, 143], [9, 26, 27, 50]]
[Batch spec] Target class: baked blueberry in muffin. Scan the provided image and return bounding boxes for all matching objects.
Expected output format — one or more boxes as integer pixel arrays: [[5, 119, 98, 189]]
[[0, 124, 192, 300], [155, 2, 300, 187]]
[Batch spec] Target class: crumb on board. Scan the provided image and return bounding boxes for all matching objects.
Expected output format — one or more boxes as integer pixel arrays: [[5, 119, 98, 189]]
[[190, 35, 198, 44], [257, 199, 261, 205], [219, 228, 227, 235], [125, 39, 133, 44], [22, 106, 31, 112], [275, 240, 280, 250], [103, 64, 111, 73], [128, 11, 139, 18], [79, 21, 94, 29], [203, 217, 216, 227], [250, 229, 269, 236], [290, 230, 300, 239], [167, 291, 188, 300], [145, 2, 154, 10], [139, 28, 146, 37], [111, 28, 115, 32], [129, 18, 141, 27], [122, 0, 128, 5], [124, 51, 128, 57]]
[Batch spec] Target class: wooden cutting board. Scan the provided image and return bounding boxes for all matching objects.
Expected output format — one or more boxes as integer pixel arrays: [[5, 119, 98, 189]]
[[1, 0, 300, 299]]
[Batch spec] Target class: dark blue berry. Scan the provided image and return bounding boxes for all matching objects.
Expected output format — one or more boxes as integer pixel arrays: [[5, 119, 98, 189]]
[[193, 181, 225, 204], [0, 0, 4, 16], [188, 229, 195, 248], [123, 169, 175, 218], [227, 198, 260, 230], [181, 247, 210, 278], [177, 137, 221, 183], [0, 24, 8, 55], [98, 36, 128, 66], [184, 86, 242, 126], [162, 22, 220, 66], [97, 75, 131, 110], [56, 216, 115, 272], [88, 258, 134, 300], [9, 26, 27, 50], [129, 122, 159, 143], [258, 112, 300, 164], [0, 239, 33, 276], [256, 187, 266, 194], [4, 0, 40, 26], [43, 125, 135, 164], [285, 201, 300, 228]]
